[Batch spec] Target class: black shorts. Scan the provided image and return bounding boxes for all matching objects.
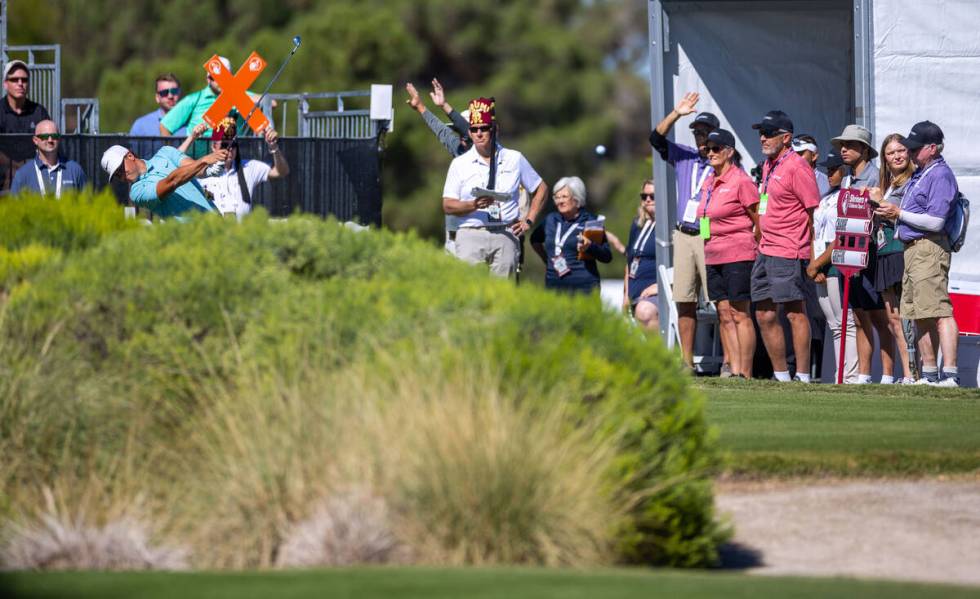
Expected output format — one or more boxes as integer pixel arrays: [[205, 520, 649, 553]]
[[750, 254, 807, 304], [840, 270, 885, 310], [707, 261, 753, 303]]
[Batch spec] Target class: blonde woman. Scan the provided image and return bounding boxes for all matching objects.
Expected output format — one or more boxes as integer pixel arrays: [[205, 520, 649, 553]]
[[868, 133, 916, 383], [623, 179, 659, 330]]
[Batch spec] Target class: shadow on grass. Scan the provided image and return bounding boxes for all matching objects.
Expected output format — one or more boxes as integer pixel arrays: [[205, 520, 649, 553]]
[[716, 541, 765, 570]]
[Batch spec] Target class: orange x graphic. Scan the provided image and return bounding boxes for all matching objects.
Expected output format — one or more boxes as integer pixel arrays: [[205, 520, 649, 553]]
[[201, 52, 269, 134]]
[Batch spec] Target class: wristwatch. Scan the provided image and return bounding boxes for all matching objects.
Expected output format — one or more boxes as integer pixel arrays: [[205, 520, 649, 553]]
[[524, 218, 533, 228]]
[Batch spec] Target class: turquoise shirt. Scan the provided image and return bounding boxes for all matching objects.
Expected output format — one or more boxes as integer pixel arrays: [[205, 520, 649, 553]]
[[129, 146, 216, 218], [160, 86, 248, 157]]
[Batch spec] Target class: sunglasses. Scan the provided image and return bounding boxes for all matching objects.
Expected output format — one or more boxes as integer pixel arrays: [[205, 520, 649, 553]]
[[35, 133, 60, 140], [469, 125, 492, 133], [6, 77, 28, 84], [639, 193, 655, 201], [157, 87, 181, 97], [759, 127, 786, 139], [705, 145, 727, 154]]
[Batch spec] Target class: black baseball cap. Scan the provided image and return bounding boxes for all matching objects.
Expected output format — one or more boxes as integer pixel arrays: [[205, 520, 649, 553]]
[[689, 111, 720, 131], [752, 110, 794, 134], [706, 128, 736, 148], [817, 150, 844, 170], [900, 120, 943, 151]]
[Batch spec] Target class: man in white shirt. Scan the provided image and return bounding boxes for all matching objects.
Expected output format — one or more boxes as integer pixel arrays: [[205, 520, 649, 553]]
[[189, 122, 288, 218], [441, 97, 547, 278]]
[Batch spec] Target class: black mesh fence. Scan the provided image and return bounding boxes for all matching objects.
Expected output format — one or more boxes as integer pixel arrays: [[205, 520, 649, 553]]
[[0, 134, 383, 225]]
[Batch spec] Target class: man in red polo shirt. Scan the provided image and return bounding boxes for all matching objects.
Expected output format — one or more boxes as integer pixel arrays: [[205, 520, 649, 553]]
[[750, 110, 821, 382]]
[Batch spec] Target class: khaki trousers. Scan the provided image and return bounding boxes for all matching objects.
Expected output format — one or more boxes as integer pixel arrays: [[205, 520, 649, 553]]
[[455, 227, 520, 278]]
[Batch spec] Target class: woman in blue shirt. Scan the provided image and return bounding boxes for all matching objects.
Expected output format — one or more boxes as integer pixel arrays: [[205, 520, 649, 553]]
[[531, 176, 612, 295], [623, 179, 659, 330]]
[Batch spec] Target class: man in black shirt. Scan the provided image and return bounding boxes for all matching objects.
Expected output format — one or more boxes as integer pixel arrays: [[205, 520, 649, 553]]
[[0, 60, 50, 133], [0, 60, 52, 192]]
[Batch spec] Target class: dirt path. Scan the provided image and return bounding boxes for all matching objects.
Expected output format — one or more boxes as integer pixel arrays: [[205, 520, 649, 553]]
[[715, 478, 980, 586]]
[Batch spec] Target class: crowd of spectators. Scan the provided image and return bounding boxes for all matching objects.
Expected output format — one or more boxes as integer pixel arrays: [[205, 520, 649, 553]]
[[415, 80, 965, 387], [0, 60, 967, 386]]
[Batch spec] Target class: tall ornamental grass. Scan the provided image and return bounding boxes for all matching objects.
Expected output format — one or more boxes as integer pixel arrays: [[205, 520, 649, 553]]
[[0, 195, 726, 569]]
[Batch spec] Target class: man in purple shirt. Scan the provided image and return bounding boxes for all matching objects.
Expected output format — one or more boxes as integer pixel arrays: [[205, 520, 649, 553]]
[[649, 91, 722, 371], [875, 121, 960, 386]]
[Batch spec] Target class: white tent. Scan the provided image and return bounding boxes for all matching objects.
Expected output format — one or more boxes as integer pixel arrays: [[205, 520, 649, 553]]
[[646, 0, 980, 385]]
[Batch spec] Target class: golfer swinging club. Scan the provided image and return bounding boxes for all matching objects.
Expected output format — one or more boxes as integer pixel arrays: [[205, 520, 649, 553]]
[[103, 37, 302, 220]]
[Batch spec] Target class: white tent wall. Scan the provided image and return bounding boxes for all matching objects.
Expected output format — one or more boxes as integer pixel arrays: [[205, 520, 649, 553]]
[[647, 0, 979, 385], [665, 1, 854, 170], [872, 0, 980, 285]]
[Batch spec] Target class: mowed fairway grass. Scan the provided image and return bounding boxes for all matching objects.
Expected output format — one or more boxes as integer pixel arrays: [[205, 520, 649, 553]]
[[4, 567, 980, 599], [698, 378, 980, 477]]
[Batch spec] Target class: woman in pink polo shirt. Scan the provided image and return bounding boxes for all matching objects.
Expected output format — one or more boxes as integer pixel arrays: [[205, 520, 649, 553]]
[[697, 129, 760, 378]]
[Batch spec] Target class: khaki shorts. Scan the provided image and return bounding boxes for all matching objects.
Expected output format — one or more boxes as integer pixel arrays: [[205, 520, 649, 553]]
[[900, 234, 953, 320], [455, 227, 520, 278], [672, 228, 708, 303]]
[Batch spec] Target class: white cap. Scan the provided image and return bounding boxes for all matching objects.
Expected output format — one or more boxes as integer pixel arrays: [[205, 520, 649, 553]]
[[101, 145, 129, 180], [3, 59, 28, 81], [791, 138, 818, 154], [218, 56, 231, 71]]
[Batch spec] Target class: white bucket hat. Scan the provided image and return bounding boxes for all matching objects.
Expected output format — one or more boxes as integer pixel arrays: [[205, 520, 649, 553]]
[[101, 145, 129, 180]]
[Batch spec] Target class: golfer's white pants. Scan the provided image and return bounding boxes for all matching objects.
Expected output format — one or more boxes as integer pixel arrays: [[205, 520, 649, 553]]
[[816, 276, 858, 383]]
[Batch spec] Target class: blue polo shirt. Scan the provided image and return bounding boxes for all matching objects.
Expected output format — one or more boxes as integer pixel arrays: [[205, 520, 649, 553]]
[[130, 146, 216, 218], [10, 155, 88, 196], [129, 108, 186, 137]]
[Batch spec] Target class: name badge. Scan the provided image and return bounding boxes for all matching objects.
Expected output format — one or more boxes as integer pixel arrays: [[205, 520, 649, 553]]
[[628, 257, 640, 279], [552, 255, 571, 277], [486, 202, 501, 222], [758, 193, 769, 215], [699, 217, 710, 240], [682, 198, 699, 223]]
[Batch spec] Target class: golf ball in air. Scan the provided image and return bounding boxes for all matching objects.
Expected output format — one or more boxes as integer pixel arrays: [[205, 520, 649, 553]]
[[595, 144, 607, 156]]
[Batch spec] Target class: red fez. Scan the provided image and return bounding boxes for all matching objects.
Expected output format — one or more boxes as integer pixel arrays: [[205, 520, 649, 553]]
[[210, 116, 237, 141], [468, 97, 496, 126]]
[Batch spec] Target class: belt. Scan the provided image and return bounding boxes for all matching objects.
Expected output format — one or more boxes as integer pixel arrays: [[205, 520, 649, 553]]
[[903, 232, 945, 247], [461, 223, 514, 232], [675, 223, 699, 235]]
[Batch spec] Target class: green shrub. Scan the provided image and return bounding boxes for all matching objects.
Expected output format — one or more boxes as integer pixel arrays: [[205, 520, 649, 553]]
[[0, 192, 137, 252], [0, 193, 137, 291], [1, 201, 726, 568], [0, 244, 60, 289]]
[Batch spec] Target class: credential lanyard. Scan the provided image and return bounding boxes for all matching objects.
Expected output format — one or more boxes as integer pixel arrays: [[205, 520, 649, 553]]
[[910, 161, 940, 195], [633, 220, 654, 252], [761, 150, 790, 195], [690, 160, 711, 199], [701, 179, 716, 218], [882, 185, 894, 202], [35, 162, 63, 199], [555, 221, 579, 256]]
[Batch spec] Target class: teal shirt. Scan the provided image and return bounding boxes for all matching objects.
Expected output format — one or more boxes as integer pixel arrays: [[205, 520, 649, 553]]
[[129, 146, 216, 218], [160, 87, 216, 137], [160, 86, 248, 157]]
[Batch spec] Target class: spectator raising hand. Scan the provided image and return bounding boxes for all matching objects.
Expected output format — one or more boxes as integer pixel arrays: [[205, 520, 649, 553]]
[[674, 91, 700, 117], [405, 82, 426, 114]]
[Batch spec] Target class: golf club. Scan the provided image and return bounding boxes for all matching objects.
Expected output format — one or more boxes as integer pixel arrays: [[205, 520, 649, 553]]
[[238, 35, 302, 135]]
